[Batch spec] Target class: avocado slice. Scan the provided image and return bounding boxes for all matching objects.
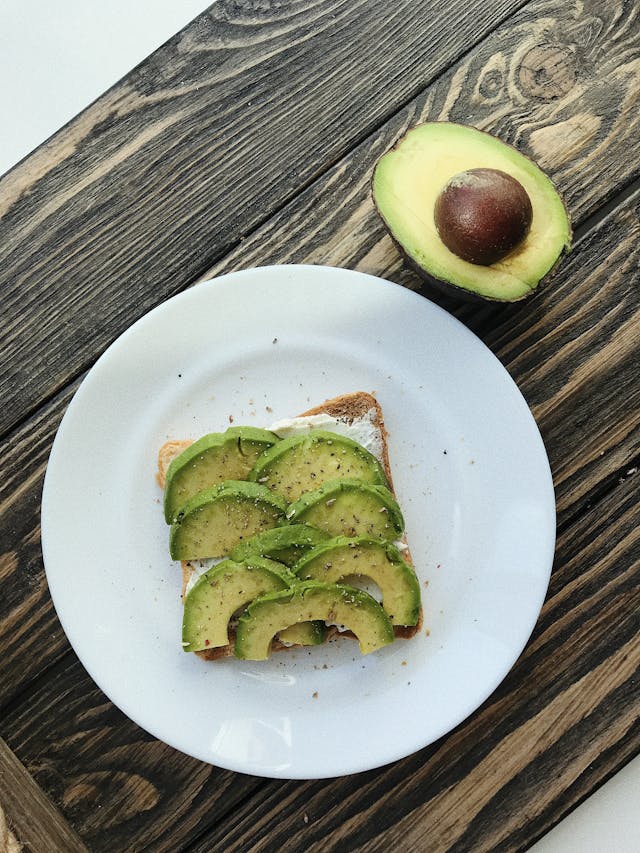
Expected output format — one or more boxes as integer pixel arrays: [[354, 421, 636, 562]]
[[372, 122, 571, 302], [169, 481, 287, 560], [230, 524, 330, 567], [277, 619, 327, 647], [164, 427, 279, 522], [182, 557, 295, 651], [235, 581, 395, 659], [249, 430, 388, 502], [293, 536, 420, 626], [286, 479, 404, 540], [182, 556, 323, 651]]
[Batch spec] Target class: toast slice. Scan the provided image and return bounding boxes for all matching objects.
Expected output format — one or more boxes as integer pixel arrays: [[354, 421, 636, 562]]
[[157, 392, 422, 659]]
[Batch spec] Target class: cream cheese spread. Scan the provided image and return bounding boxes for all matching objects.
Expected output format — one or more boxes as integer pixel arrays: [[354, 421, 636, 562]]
[[269, 409, 384, 464], [184, 558, 219, 596]]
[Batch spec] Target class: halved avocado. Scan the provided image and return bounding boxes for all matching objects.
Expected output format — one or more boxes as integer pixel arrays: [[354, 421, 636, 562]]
[[164, 426, 279, 522], [169, 481, 287, 560], [235, 581, 395, 659], [230, 524, 330, 567], [286, 479, 404, 540], [293, 536, 420, 626], [372, 122, 571, 302]]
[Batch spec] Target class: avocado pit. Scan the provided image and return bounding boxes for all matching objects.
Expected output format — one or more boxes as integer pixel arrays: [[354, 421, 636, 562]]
[[434, 168, 533, 266]]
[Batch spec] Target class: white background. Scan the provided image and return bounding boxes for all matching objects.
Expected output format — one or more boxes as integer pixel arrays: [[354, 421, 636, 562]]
[[0, 0, 637, 847]]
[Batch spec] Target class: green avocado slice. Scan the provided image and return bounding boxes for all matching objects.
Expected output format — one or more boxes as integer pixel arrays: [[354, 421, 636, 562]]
[[164, 427, 279, 522], [372, 122, 572, 301], [182, 557, 295, 651], [169, 481, 287, 560], [277, 620, 326, 647], [286, 479, 404, 540], [235, 581, 395, 659], [230, 524, 330, 567], [182, 556, 324, 650], [249, 430, 388, 502], [293, 536, 420, 626]]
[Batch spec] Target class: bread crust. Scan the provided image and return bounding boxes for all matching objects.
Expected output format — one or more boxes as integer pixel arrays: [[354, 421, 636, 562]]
[[158, 392, 422, 659]]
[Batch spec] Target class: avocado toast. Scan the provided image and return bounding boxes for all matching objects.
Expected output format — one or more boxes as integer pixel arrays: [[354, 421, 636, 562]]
[[157, 392, 423, 660]]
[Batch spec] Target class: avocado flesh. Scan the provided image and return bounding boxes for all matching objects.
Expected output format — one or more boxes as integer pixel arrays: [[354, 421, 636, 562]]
[[250, 430, 388, 502], [182, 557, 295, 651], [230, 524, 330, 567], [277, 620, 326, 646], [164, 427, 279, 522], [293, 537, 420, 626], [373, 122, 571, 301], [287, 479, 404, 540], [169, 481, 287, 560], [235, 581, 395, 659]]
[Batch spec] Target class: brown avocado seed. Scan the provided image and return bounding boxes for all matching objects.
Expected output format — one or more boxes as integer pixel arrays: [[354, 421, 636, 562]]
[[434, 168, 533, 265]]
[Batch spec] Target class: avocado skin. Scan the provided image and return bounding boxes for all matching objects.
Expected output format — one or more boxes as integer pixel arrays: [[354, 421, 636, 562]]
[[396, 234, 570, 304], [372, 121, 572, 303]]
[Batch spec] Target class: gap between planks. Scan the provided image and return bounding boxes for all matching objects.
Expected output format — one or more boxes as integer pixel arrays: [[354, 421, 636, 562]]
[[0, 736, 88, 853]]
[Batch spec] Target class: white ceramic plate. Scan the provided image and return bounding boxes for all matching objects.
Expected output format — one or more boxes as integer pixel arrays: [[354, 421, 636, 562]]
[[42, 265, 555, 779]]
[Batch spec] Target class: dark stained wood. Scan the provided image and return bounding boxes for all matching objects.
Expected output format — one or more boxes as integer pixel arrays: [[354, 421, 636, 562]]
[[481, 199, 640, 527], [1, 185, 637, 715], [0, 194, 636, 848], [0, 656, 260, 853], [0, 0, 524, 439], [1, 0, 639, 850], [170, 473, 640, 853], [2, 463, 636, 852], [201, 0, 640, 281], [0, 386, 75, 707], [0, 736, 88, 853]]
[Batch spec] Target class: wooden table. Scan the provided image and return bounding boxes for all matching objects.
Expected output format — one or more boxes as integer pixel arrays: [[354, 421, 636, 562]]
[[1, 1, 638, 850]]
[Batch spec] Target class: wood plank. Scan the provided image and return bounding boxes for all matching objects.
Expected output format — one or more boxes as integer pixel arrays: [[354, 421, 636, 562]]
[[174, 472, 640, 853], [0, 0, 524, 438], [0, 736, 88, 853], [2, 461, 636, 852], [202, 187, 640, 526], [0, 656, 261, 853], [1, 190, 636, 711], [0, 386, 77, 707], [200, 0, 640, 284], [2, 0, 637, 704], [481, 201, 640, 526]]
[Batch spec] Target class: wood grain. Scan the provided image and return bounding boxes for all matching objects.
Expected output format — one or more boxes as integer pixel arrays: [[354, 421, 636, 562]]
[[1, 0, 638, 849], [0, 0, 524, 438], [0, 386, 76, 707], [0, 736, 88, 853], [0, 193, 636, 848], [1, 656, 260, 853], [181, 474, 640, 853], [1, 190, 636, 715], [2, 462, 636, 852], [201, 0, 640, 283]]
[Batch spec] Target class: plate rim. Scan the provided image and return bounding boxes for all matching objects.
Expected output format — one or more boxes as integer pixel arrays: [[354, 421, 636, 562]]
[[41, 264, 556, 778]]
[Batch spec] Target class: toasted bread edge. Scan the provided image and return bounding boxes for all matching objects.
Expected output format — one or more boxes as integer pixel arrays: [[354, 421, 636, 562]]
[[158, 392, 422, 660]]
